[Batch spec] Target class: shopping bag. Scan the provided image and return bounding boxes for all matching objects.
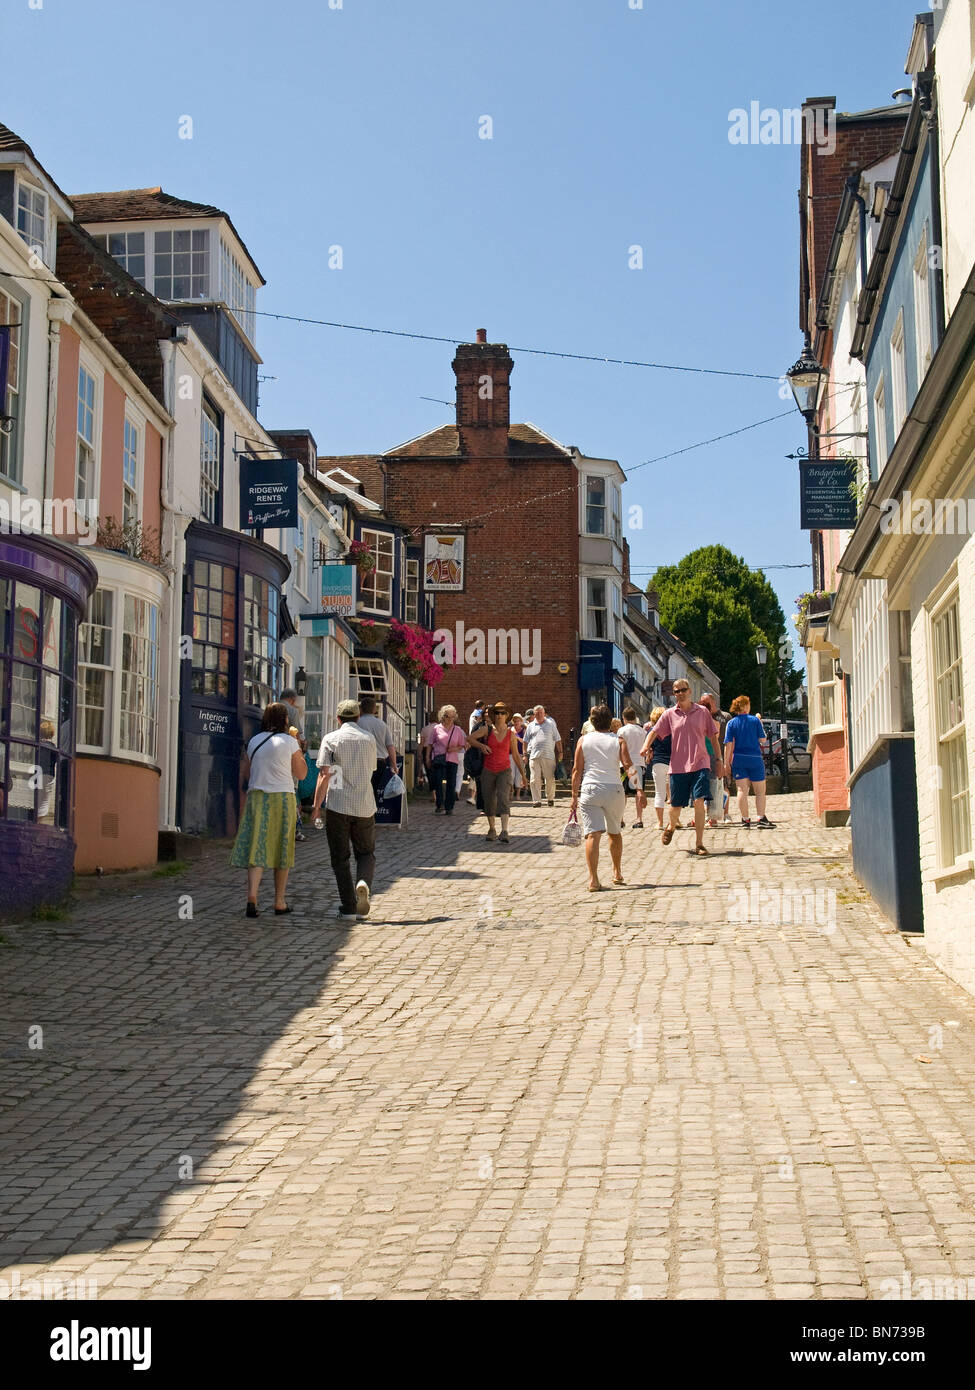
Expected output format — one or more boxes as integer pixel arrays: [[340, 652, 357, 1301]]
[[382, 773, 405, 799], [561, 809, 583, 847]]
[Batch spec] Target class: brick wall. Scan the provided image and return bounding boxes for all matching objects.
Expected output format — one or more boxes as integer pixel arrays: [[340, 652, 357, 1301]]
[[385, 458, 580, 741], [812, 731, 850, 817]]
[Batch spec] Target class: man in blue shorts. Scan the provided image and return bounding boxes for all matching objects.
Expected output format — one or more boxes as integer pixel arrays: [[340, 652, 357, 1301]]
[[641, 680, 722, 855]]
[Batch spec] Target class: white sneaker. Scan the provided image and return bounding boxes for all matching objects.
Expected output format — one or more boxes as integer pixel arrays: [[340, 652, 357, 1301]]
[[355, 880, 371, 917], [335, 907, 358, 921]]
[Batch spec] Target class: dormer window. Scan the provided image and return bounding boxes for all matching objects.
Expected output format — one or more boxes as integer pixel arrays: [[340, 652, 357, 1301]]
[[104, 231, 147, 286], [219, 239, 257, 344], [16, 181, 49, 263], [154, 228, 209, 300]]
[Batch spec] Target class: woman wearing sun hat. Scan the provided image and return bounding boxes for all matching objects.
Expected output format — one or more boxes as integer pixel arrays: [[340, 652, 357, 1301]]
[[468, 703, 527, 844]]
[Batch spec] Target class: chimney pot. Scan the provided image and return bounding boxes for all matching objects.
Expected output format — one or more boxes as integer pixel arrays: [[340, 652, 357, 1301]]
[[476, 328, 487, 343]]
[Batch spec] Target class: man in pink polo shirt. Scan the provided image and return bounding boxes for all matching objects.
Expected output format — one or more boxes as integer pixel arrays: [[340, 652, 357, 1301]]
[[640, 679, 722, 855]]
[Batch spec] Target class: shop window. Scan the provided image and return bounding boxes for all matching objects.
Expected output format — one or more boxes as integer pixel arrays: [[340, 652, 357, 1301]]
[[0, 577, 75, 828], [191, 561, 235, 700], [302, 636, 324, 749], [242, 573, 279, 708], [932, 594, 970, 866], [351, 657, 387, 697]]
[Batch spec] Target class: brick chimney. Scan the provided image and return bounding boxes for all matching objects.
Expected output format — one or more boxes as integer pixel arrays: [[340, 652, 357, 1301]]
[[452, 329, 513, 457]]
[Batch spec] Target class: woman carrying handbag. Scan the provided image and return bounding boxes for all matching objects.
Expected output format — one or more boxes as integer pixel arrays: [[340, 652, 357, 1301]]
[[231, 702, 308, 917], [422, 704, 468, 815]]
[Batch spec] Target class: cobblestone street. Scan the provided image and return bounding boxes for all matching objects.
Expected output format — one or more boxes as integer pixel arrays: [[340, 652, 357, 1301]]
[[3, 790, 975, 1301]]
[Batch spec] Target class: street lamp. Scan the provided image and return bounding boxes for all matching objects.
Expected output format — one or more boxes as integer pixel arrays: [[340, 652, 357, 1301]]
[[779, 657, 791, 793], [755, 643, 768, 767], [295, 665, 308, 698], [785, 340, 829, 437]]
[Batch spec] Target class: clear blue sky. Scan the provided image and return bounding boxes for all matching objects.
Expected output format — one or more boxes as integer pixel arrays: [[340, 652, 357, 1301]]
[[5, 0, 916, 632]]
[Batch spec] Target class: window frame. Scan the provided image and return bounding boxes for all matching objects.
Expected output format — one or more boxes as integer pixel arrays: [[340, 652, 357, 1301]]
[[584, 475, 607, 535], [587, 576, 608, 640], [0, 280, 26, 484], [294, 509, 307, 597], [15, 178, 51, 266], [78, 587, 114, 754], [913, 231, 932, 384], [358, 527, 395, 615], [405, 555, 420, 624], [889, 309, 907, 437], [76, 355, 102, 510], [872, 375, 888, 475], [930, 588, 971, 869], [153, 226, 210, 302], [122, 410, 144, 529], [190, 559, 236, 703], [200, 396, 222, 524]]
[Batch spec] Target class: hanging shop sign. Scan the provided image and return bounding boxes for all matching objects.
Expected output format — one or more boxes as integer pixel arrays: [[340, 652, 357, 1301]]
[[799, 460, 858, 530], [423, 532, 465, 591], [239, 458, 299, 530], [321, 564, 356, 617]]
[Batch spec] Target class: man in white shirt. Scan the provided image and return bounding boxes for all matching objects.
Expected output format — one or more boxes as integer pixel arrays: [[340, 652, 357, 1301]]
[[316, 699, 379, 921], [524, 704, 563, 807], [356, 694, 398, 804], [618, 706, 648, 829]]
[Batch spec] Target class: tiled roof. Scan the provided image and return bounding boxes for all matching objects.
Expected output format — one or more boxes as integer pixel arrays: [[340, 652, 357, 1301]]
[[70, 187, 265, 285], [383, 423, 570, 459], [0, 122, 73, 209]]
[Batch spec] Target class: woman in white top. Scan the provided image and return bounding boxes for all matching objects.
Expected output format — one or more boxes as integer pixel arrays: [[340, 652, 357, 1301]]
[[230, 702, 307, 917], [570, 703, 634, 891]]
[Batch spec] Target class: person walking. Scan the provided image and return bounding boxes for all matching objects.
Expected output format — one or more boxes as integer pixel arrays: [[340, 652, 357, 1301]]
[[281, 686, 308, 842], [723, 695, 776, 828], [618, 706, 648, 828], [316, 698, 380, 921], [579, 705, 599, 737], [422, 704, 467, 815], [699, 692, 726, 830], [357, 693, 398, 806], [468, 703, 526, 844], [570, 703, 633, 891], [511, 712, 530, 799], [645, 706, 672, 829], [641, 679, 722, 855], [524, 703, 563, 807], [231, 701, 308, 917], [469, 699, 487, 733]]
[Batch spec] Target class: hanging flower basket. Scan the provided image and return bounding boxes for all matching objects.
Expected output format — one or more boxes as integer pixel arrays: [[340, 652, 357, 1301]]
[[347, 540, 376, 574], [385, 618, 449, 688]]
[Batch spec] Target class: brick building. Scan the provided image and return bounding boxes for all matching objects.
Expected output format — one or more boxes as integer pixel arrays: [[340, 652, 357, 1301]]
[[329, 332, 586, 742]]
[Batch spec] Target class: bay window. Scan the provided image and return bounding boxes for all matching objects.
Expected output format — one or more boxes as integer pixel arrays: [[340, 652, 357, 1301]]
[[191, 560, 235, 699], [242, 573, 278, 707], [78, 586, 159, 761]]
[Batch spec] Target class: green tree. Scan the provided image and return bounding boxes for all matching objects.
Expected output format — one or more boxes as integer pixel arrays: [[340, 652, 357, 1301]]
[[649, 545, 799, 714]]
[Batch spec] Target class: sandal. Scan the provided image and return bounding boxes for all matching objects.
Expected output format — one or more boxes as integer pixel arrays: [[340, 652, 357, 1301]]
[[246, 901, 259, 918], [587, 883, 605, 892], [661, 827, 674, 845], [694, 845, 709, 856], [612, 876, 625, 885], [274, 904, 293, 915], [632, 822, 644, 829]]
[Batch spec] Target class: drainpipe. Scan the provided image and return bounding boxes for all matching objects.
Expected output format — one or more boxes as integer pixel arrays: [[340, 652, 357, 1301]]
[[159, 335, 187, 832], [921, 76, 947, 341], [43, 300, 74, 508]]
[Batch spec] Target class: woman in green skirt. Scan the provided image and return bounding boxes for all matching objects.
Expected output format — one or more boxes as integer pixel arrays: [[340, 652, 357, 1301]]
[[231, 702, 308, 917]]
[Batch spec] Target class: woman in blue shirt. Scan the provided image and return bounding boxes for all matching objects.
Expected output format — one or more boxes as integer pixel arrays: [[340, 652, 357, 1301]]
[[723, 695, 776, 829]]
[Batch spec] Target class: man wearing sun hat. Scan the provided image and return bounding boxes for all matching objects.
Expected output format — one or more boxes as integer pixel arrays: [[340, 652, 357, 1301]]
[[316, 698, 379, 920]]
